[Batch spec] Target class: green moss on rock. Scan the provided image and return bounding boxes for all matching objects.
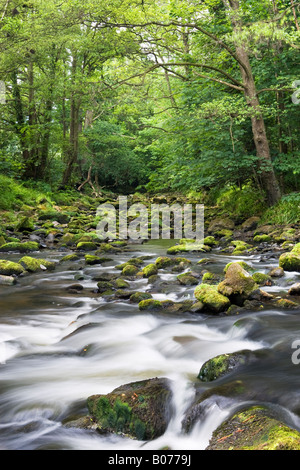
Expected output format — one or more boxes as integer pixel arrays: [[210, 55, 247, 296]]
[[0, 260, 25, 276], [130, 292, 153, 303], [122, 264, 140, 276], [253, 234, 272, 243], [218, 262, 257, 306], [60, 254, 80, 262], [0, 241, 39, 253], [19, 256, 56, 272], [76, 241, 98, 251], [177, 272, 198, 285], [87, 377, 172, 440], [279, 252, 300, 272], [85, 255, 103, 265], [142, 264, 158, 278], [206, 406, 300, 450], [198, 350, 255, 382], [194, 284, 230, 313], [252, 272, 272, 286], [155, 256, 175, 269], [138, 299, 163, 310]]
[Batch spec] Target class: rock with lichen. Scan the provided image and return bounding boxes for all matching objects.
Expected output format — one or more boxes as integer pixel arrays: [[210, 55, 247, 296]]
[[217, 262, 257, 306], [206, 406, 300, 450], [19, 256, 56, 273], [194, 284, 230, 313], [87, 377, 173, 440], [0, 260, 25, 276]]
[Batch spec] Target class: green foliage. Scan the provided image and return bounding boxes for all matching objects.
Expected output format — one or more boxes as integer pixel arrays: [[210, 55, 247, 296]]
[[0, 175, 52, 211], [214, 183, 267, 220], [260, 193, 300, 225], [84, 120, 147, 192]]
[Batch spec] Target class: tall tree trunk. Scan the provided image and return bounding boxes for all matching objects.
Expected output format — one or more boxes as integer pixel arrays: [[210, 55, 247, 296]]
[[37, 46, 59, 179], [11, 71, 33, 177], [62, 53, 81, 186], [225, 0, 281, 206]]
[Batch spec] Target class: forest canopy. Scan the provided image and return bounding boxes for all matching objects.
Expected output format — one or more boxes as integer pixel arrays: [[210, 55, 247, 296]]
[[0, 0, 299, 207]]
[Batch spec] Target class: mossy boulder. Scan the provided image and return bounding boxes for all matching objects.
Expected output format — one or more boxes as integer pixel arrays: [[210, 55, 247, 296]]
[[231, 240, 252, 254], [201, 272, 219, 283], [87, 377, 172, 440], [97, 281, 115, 294], [19, 256, 56, 272], [194, 284, 230, 314], [76, 241, 98, 251], [279, 253, 300, 272], [206, 406, 300, 450], [61, 232, 76, 246], [279, 243, 300, 272], [292, 242, 300, 255], [142, 264, 158, 278], [85, 255, 103, 265], [177, 272, 199, 286], [155, 256, 175, 269], [138, 299, 163, 310], [0, 260, 25, 276], [60, 254, 80, 262], [208, 217, 235, 234], [198, 350, 256, 382], [122, 264, 140, 276], [130, 292, 153, 303], [15, 216, 35, 233], [253, 234, 272, 243], [167, 243, 209, 255], [218, 262, 258, 306], [252, 272, 273, 286], [116, 258, 144, 270], [0, 241, 39, 253]]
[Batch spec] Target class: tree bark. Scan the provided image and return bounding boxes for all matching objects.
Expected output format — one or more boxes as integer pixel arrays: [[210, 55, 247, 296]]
[[224, 0, 281, 206], [62, 53, 81, 186]]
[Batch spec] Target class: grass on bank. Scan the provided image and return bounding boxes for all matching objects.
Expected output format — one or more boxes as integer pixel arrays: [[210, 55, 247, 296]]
[[0, 175, 299, 228]]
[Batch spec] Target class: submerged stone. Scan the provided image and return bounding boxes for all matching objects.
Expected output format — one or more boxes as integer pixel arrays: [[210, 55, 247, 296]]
[[0, 274, 17, 286]]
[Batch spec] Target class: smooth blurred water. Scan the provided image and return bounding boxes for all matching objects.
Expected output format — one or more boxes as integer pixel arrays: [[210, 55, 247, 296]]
[[0, 242, 300, 450]]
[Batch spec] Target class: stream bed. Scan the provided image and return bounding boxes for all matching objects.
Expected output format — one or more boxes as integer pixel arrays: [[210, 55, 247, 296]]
[[0, 240, 300, 450]]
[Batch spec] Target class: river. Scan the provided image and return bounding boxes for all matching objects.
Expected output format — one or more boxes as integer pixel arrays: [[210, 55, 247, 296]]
[[0, 240, 300, 450]]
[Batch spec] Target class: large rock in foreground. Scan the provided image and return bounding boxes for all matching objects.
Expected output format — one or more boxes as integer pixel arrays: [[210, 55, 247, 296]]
[[87, 377, 173, 440], [206, 406, 300, 450]]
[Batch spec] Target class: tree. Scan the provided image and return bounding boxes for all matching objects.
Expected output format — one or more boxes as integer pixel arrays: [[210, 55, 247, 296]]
[[97, 0, 299, 204]]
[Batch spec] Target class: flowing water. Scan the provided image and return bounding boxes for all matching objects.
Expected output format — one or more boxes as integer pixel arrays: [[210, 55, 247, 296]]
[[0, 240, 300, 450]]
